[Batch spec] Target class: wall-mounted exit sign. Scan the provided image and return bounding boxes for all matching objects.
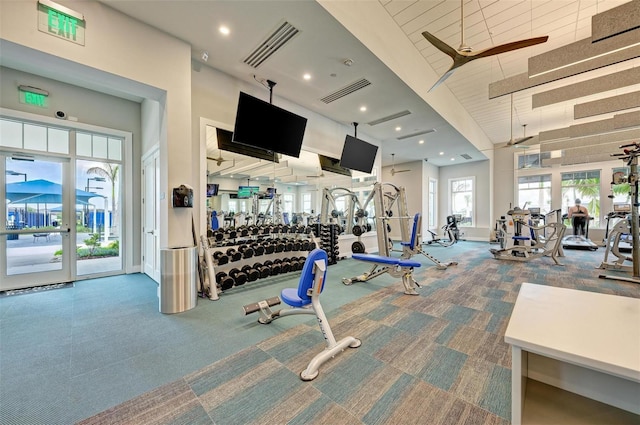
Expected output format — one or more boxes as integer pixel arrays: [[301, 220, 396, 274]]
[[37, 0, 85, 46], [19, 85, 49, 108]]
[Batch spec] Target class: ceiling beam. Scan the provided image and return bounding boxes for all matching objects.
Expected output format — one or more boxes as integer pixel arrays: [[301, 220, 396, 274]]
[[591, 0, 640, 42], [574, 91, 640, 119], [532, 67, 640, 108], [489, 44, 640, 99], [528, 27, 640, 78], [540, 128, 640, 152]]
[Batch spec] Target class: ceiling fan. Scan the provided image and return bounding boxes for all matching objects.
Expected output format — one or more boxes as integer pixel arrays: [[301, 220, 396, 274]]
[[390, 153, 410, 176], [503, 94, 534, 147], [422, 0, 548, 91], [207, 151, 232, 166]]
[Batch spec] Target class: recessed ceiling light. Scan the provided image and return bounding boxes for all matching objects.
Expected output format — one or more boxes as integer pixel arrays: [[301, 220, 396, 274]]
[[439, 152, 444, 156], [419, 140, 424, 144], [219, 25, 230, 35], [303, 73, 311, 80], [395, 126, 401, 131], [360, 106, 367, 112], [450, 158, 455, 161]]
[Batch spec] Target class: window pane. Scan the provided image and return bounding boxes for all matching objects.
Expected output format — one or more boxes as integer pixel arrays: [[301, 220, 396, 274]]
[[0, 119, 22, 148], [93, 135, 108, 158], [48, 128, 69, 154], [561, 170, 600, 227], [108, 137, 122, 161], [23, 123, 47, 151], [76, 132, 92, 156], [518, 174, 551, 211], [451, 178, 473, 226]]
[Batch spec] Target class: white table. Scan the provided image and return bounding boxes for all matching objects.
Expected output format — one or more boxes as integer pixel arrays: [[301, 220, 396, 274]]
[[505, 283, 640, 424]]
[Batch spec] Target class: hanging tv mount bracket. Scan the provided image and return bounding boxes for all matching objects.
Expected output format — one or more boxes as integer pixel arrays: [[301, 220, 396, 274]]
[[353, 122, 358, 138], [267, 79, 276, 104]]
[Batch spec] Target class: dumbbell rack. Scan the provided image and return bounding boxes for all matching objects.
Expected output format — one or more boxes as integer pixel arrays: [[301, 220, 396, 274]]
[[313, 223, 341, 265], [205, 224, 319, 295]]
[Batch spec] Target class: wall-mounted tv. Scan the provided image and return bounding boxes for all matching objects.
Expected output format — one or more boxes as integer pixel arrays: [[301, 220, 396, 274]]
[[238, 185, 260, 199], [206, 183, 219, 197], [232, 92, 307, 158], [216, 128, 279, 163], [339, 135, 378, 174], [318, 154, 352, 177]]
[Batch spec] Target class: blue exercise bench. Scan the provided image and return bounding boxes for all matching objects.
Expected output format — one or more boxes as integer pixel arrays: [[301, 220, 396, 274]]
[[401, 213, 457, 270], [243, 248, 361, 381], [342, 213, 424, 295]]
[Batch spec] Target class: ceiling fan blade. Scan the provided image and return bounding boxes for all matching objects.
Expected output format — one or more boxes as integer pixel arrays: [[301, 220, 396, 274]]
[[421, 31, 458, 60], [471, 36, 549, 59], [510, 135, 534, 146], [428, 65, 460, 91]]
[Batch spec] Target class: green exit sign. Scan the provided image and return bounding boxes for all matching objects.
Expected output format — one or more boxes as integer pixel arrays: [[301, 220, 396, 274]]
[[38, 0, 85, 46], [19, 86, 49, 108]]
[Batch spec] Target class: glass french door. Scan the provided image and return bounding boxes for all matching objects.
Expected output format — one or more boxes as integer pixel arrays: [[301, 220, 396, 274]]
[[1, 154, 74, 291]]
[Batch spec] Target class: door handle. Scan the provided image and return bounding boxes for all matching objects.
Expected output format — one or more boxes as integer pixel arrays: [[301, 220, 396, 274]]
[[146, 230, 155, 235]]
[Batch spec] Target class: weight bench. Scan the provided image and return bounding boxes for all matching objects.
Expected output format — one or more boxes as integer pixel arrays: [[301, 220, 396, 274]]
[[343, 254, 421, 295], [402, 213, 457, 270], [243, 248, 361, 381]]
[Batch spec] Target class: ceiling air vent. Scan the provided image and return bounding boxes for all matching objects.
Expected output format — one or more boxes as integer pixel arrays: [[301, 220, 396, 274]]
[[397, 129, 436, 140], [243, 21, 300, 68], [460, 153, 473, 160], [320, 78, 371, 104], [368, 110, 411, 126]]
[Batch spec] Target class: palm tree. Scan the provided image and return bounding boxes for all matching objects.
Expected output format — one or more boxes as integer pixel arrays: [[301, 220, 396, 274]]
[[87, 163, 119, 230]]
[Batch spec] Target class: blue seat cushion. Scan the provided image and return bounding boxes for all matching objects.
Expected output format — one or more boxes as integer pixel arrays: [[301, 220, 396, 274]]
[[281, 287, 310, 308], [512, 236, 530, 240], [352, 254, 421, 268]]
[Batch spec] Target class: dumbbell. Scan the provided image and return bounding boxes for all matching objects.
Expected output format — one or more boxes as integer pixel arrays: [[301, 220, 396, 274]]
[[270, 259, 282, 275], [284, 241, 293, 252], [216, 272, 234, 291], [264, 242, 275, 254], [262, 226, 271, 235], [280, 258, 292, 273], [241, 265, 260, 282], [274, 241, 285, 253], [250, 226, 260, 235], [238, 244, 254, 259], [253, 262, 271, 278], [252, 243, 265, 256], [226, 248, 242, 262], [227, 229, 237, 239], [229, 268, 248, 286], [214, 230, 225, 241], [213, 251, 229, 265]]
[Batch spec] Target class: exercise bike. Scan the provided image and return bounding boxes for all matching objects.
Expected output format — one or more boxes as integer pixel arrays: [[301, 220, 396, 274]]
[[423, 215, 460, 247]]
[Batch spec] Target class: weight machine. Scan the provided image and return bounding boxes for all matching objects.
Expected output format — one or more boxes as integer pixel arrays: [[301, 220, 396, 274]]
[[490, 207, 566, 265], [600, 143, 640, 284], [342, 183, 456, 292]]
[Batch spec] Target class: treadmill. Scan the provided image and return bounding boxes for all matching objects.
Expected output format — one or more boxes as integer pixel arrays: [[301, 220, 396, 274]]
[[562, 210, 598, 251]]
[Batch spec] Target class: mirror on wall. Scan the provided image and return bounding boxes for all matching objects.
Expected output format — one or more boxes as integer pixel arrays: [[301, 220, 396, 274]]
[[204, 124, 378, 233]]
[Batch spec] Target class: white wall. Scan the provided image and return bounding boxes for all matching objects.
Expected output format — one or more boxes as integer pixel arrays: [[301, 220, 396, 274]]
[[439, 160, 491, 241], [1, 0, 194, 249]]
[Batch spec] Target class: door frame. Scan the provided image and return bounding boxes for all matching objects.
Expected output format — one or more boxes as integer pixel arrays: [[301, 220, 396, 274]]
[[142, 147, 160, 282], [1, 153, 74, 290], [0, 108, 135, 287]]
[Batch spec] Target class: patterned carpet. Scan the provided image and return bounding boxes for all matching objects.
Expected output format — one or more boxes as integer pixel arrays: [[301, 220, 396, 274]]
[[77, 246, 640, 425]]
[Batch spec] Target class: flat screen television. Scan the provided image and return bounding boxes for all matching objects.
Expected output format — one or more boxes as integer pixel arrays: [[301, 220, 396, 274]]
[[206, 183, 219, 197], [216, 128, 278, 163], [339, 135, 378, 174], [238, 185, 260, 199], [318, 154, 352, 177], [232, 92, 307, 158]]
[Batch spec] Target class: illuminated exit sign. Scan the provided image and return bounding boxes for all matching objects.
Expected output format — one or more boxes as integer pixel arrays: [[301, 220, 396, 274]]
[[18, 86, 49, 108], [37, 0, 85, 46]]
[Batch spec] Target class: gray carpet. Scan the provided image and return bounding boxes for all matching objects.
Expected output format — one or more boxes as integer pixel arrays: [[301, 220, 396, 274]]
[[74, 244, 640, 425]]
